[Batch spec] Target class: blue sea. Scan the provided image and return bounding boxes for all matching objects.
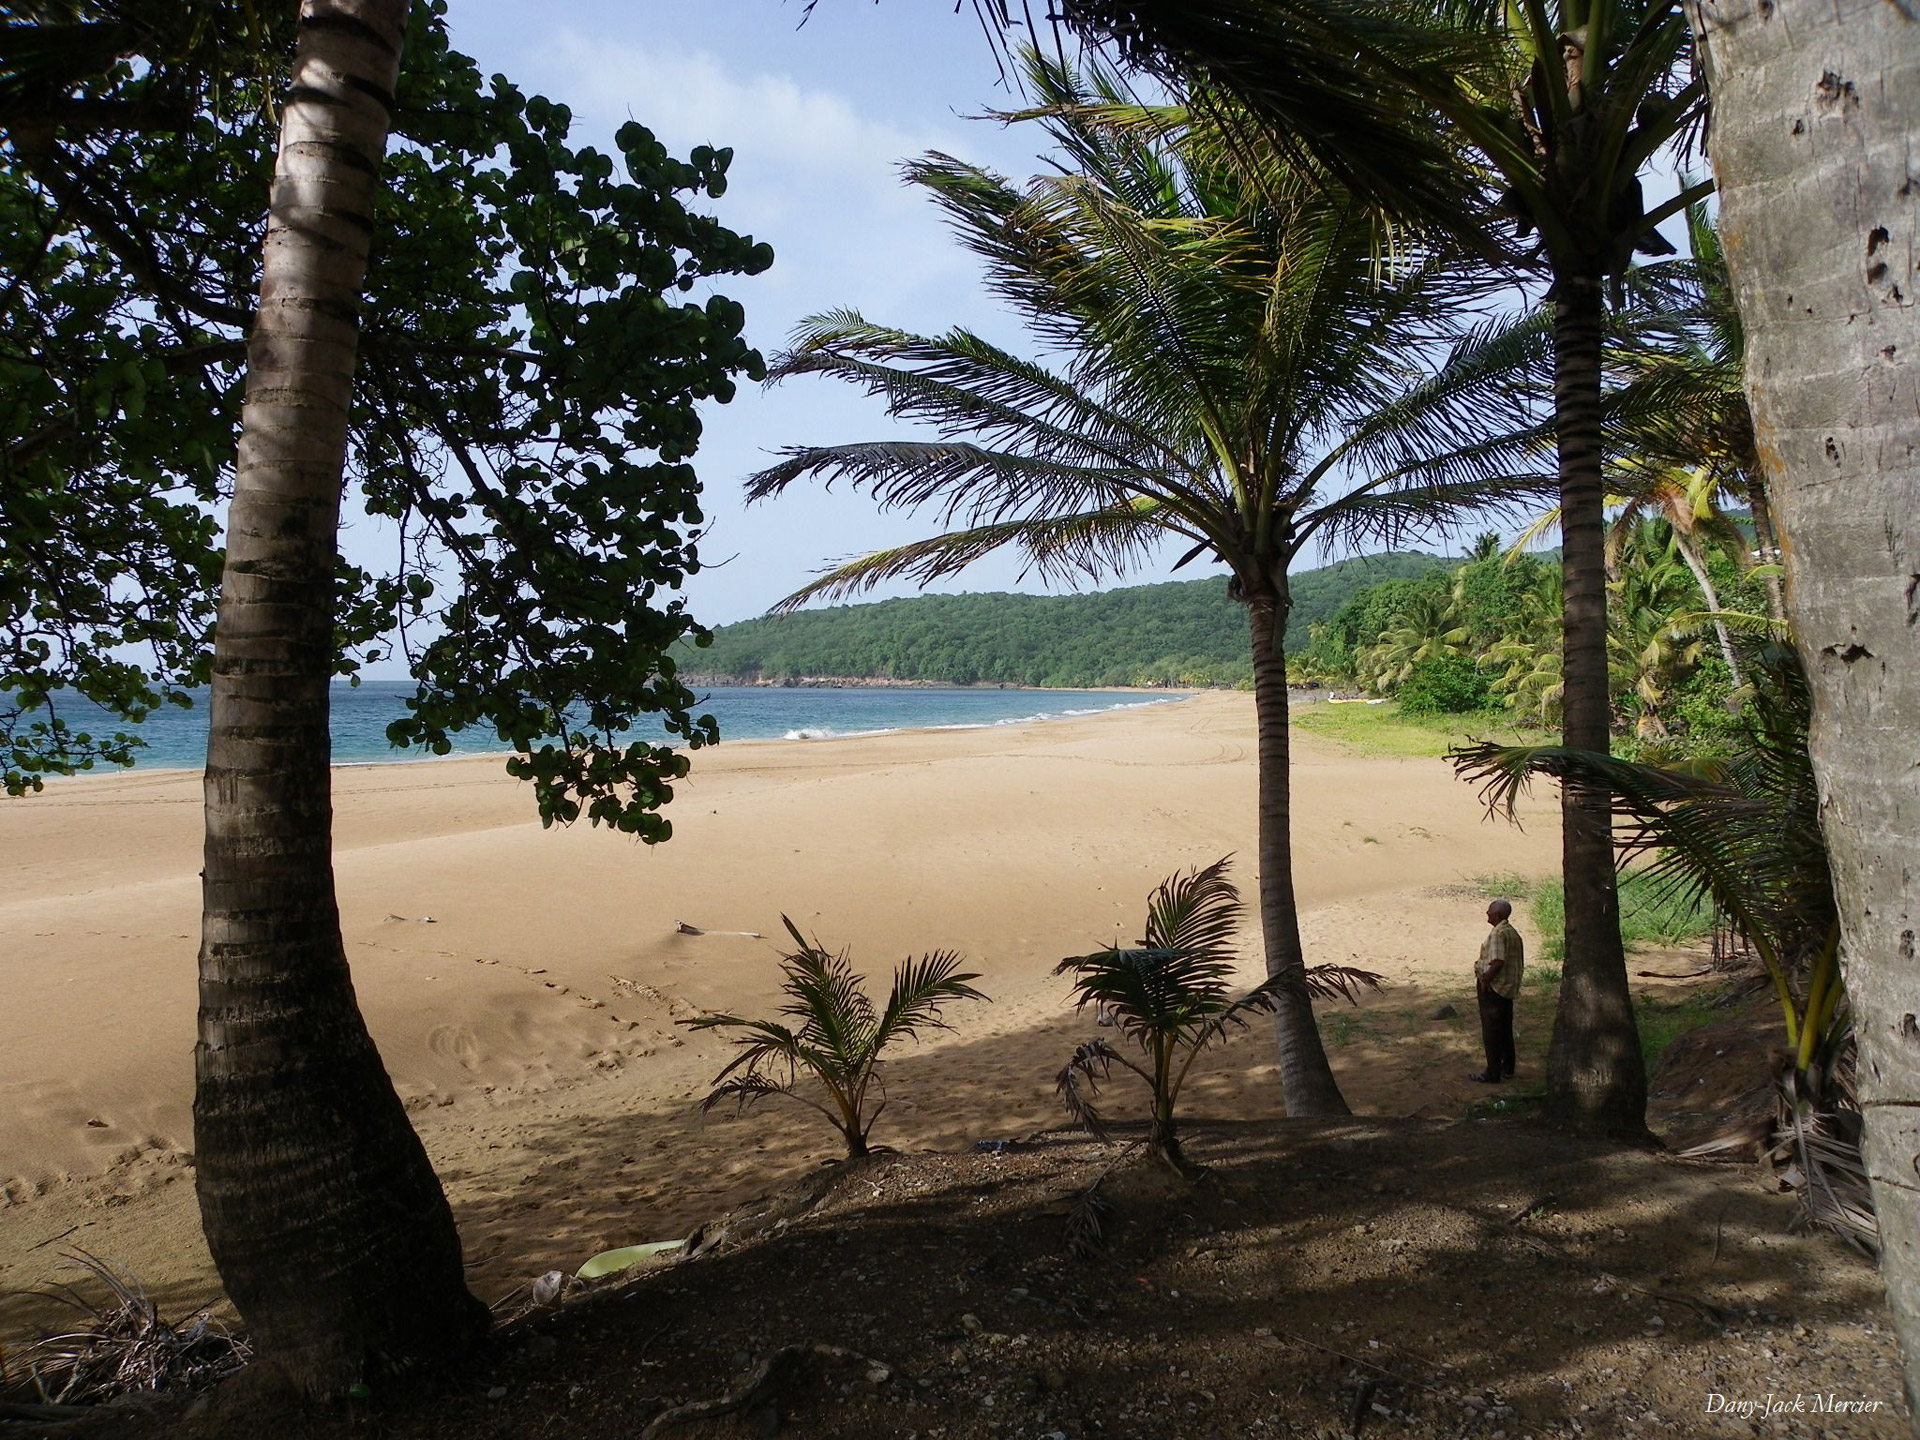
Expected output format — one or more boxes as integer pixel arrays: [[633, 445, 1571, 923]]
[[42, 682, 1194, 774]]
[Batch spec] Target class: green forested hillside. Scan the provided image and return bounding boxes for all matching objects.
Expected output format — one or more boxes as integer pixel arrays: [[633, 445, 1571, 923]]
[[677, 553, 1447, 688]]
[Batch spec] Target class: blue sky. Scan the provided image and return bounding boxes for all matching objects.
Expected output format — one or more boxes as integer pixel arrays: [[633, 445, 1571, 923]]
[[419, 0, 1247, 638], [420, 4, 1687, 649]]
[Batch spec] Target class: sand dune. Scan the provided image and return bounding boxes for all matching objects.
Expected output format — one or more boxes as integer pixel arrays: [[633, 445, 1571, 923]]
[[0, 691, 1560, 1326]]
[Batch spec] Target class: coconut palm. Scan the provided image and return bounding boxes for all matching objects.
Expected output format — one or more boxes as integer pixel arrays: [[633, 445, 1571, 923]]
[[748, 56, 1551, 1116], [1049, 0, 1709, 1141], [193, 0, 487, 1397], [1605, 519, 1705, 739], [686, 918, 987, 1159], [1484, 562, 1566, 725], [1453, 639, 1868, 1249], [1608, 200, 1781, 621], [1690, 0, 1920, 1390], [1054, 857, 1380, 1172], [1357, 586, 1469, 694]]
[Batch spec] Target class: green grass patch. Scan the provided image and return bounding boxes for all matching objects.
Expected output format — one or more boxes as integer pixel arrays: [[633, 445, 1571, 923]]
[[1474, 870, 1710, 963], [1636, 989, 1727, 1076], [1292, 700, 1527, 758]]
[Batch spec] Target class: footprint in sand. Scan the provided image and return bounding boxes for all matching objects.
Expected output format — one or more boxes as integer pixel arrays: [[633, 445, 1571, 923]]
[[428, 1023, 483, 1071]]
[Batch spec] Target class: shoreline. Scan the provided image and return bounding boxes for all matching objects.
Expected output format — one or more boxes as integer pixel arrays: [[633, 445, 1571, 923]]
[[18, 688, 1203, 785], [679, 674, 1206, 692]]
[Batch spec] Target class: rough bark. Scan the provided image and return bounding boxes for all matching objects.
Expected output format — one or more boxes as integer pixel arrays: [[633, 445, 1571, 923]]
[[1247, 587, 1351, 1116], [195, 0, 487, 1397], [1691, 0, 1920, 1414], [1546, 275, 1649, 1136]]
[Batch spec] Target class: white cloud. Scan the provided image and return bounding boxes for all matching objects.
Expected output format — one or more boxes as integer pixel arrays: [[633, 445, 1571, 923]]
[[530, 32, 1006, 335]]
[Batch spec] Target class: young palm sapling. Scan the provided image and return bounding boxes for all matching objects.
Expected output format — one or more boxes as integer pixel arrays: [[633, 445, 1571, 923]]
[[1055, 857, 1382, 1173], [684, 918, 987, 1159]]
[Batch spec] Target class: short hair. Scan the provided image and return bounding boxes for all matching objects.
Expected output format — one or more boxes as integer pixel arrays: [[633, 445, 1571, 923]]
[[1488, 898, 1513, 919]]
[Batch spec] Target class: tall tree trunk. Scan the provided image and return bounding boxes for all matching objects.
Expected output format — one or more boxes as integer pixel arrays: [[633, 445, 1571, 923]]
[[1671, 528, 1745, 692], [1691, 0, 1920, 1411], [195, 0, 486, 1397], [1247, 587, 1350, 1116], [1546, 274, 1648, 1137]]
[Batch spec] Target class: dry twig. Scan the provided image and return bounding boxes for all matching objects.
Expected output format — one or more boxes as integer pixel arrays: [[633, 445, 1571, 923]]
[[640, 1344, 882, 1439]]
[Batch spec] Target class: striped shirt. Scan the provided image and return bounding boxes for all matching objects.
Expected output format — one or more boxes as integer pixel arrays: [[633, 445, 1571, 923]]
[[1476, 921, 1524, 1000]]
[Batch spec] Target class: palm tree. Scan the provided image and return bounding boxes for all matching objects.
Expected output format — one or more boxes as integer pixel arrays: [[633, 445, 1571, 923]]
[[1608, 200, 1782, 623], [748, 57, 1550, 1116], [1050, 0, 1709, 1141], [1690, 0, 1920, 1389], [194, 0, 486, 1397], [687, 919, 987, 1159], [1482, 556, 1565, 723], [1357, 586, 1469, 693], [1604, 520, 1704, 740], [1054, 857, 1380, 1172]]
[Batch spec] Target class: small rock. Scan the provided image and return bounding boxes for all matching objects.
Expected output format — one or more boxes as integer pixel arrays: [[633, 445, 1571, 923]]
[[960, 1312, 983, 1333], [1430, 1003, 1459, 1020], [486, 1385, 507, 1400], [866, 1364, 892, 1385]]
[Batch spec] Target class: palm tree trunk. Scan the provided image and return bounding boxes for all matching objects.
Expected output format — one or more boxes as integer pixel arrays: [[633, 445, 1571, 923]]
[[1746, 486, 1788, 621], [1247, 587, 1350, 1116], [1692, 0, 1920, 1406], [1671, 529, 1744, 692], [195, 0, 486, 1397], [1547, 273, 1648, 1137]]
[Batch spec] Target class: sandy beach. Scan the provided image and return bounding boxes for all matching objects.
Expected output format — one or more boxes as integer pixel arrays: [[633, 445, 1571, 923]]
[[0, 690, 1560, 1329]]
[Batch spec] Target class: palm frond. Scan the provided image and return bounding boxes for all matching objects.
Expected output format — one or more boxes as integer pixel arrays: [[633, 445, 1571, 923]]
[[1141, 854, 1241, 956], [1051, 0, 1494, 234], [1055, 1037, 1123, 1139], [1450, 641, 1831, 959], [873, 951, 990, 1052], [769, 501, 1182, 614]]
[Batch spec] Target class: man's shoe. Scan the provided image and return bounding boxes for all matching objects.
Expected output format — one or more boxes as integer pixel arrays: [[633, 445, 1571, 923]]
[[1467, 1071, 1501, 1083]]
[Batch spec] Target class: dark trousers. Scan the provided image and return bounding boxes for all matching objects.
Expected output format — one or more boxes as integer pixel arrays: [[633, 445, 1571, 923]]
[[1477, 983, 1515, 1078]]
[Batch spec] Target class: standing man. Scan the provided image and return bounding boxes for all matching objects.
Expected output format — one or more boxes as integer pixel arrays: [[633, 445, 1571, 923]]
[[1470, 899, 1524, 1083]]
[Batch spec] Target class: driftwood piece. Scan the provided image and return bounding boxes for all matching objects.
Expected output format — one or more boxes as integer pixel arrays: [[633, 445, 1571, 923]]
[[640, 1344, 882, 1438]]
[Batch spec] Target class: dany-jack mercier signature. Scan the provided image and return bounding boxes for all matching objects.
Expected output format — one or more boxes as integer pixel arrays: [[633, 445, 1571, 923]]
[[1705, 1392, 1887, 1419]]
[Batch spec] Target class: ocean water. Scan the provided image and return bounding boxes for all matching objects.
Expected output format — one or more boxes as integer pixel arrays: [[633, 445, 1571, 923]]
[[36, 682, 1194, 774]]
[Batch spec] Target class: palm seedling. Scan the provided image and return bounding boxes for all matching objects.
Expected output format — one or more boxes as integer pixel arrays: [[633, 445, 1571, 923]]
[[683, 919, 987, 1159], [1054, 857, 1381, 1174], [1452, 641, 1870, 1249]]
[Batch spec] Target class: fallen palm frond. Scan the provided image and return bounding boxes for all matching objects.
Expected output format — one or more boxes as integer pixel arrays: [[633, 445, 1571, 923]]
[[1065, 1178, 1114, 1258], [7, 1251, 248, 1407]]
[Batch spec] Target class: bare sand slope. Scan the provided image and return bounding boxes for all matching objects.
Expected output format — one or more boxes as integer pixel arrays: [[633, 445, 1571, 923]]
[[0, 691, 1559, 1324]]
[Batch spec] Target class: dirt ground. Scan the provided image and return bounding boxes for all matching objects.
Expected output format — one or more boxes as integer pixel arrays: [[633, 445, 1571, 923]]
[[23, 958, 1911, 1440]]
